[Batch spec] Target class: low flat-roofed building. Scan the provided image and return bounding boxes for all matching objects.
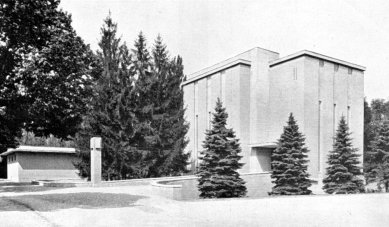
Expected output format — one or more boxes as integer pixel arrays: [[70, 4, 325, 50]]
[[183, 47, 365, 181], [0, 146, 80, 182]]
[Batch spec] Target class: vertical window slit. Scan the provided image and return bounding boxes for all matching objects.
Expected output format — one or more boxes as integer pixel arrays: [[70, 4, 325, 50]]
[[318, 100, 322, 173], [333, 104, 336, 142]]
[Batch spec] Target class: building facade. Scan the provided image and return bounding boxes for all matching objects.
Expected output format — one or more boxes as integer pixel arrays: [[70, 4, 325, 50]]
[[0, 146, 80, 182], [182, 47, 365, 180]]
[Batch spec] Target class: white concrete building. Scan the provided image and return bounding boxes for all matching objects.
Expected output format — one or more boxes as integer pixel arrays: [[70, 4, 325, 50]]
[[182, 47, 365, 180], [0, 146, 80, 182]]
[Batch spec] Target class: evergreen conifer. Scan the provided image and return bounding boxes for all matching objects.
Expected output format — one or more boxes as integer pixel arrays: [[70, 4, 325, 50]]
[[75, 25, 189, 179], [75, 14, 138, 180], [146, 36, 189, 177], [323, 116, 365, 194], [131, 34, 189, 177], [270, 113, 312, 195], [367, 121, 389, 191], [131, 33, 155, 177], [197, 98, 247, 198]]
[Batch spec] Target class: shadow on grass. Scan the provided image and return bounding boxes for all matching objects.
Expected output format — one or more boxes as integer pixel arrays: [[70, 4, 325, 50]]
[[0, 192, 147, 212], [0, 182, 66, 193], [0, 182, 33, 187]]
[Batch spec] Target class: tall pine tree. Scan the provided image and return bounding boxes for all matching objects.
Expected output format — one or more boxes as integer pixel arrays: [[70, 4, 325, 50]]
[[131, 33, 155, 177], [367, 121, 389, 192], [323, 116, 364, 194], [197, 98, 247, 198], [75, 14, 139, 180], [270, 113, 311, 195], [131, 34, 189, 177], [161, 55, 190, 175], [146, 36, 189, 177]]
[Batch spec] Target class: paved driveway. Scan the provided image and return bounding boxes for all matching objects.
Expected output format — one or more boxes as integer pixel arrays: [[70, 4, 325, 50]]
[[1, 181, 388, 227]]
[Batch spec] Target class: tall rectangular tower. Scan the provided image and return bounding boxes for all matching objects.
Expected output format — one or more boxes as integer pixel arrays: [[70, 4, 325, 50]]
[[183, 48, 365, 181]]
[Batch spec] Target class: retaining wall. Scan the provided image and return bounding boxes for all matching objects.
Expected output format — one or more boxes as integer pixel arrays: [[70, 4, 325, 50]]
[[151, 172, 273, 200]]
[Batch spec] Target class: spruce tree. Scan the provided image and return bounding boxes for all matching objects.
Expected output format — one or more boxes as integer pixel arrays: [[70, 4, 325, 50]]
[[323, 116, 364, 194], [131, 34, 189, 177], [197, 98, 247, 198], [160, 55, 190, 175], [367, 121, 389, 192], [146, 36, 189, 177], [75, 14, 139, 180], [270, 113, 311, 195], [131, 32, 155, 177]]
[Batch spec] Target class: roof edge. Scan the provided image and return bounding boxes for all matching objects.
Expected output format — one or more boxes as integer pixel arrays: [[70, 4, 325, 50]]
[[248, 142, 277, 148], [1, 146, 76, 156], [182, 58, 251, 86], [269, 50, 366, 71]]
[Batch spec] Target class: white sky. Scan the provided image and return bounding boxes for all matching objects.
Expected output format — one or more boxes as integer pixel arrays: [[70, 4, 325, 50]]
[[60, 0, 389, 101]]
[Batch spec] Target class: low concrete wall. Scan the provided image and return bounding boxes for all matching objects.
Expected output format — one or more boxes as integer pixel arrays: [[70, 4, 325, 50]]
[[38, 175, 196, 188], [151, 181, 185, 200], [151, 172, 273, 200]]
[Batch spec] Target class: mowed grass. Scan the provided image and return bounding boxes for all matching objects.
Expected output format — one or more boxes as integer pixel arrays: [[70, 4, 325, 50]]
[[0, 192, 147, 212]]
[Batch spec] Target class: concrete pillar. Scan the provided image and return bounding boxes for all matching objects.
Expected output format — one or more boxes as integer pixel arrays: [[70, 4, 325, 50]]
[[90, 137, 102, 185]]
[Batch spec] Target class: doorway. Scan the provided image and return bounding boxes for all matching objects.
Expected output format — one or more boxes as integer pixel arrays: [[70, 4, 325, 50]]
[[250, 147, 273, 172]]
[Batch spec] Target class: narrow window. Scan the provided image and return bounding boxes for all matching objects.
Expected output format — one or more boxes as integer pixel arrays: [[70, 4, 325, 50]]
[[318, 100, 322, 172], [347, 106, 351, 125], [333, 104, 336, 142], [208, 111, 212, 129], [194, 81, 198, 168], [348, 68, 352, 75], [195, 114, 199, 168], [293, 67, 297, 80], [220, 70, 225, 100], [334, 64, 339, 72], [319, 60, 324, 67], [206, 77, 212, 128]]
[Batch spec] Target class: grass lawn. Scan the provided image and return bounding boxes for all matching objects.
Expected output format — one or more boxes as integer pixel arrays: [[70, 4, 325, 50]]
[[1, 182, 388, 226]]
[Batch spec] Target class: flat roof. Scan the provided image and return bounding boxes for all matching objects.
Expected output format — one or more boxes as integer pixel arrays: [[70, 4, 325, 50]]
[[269, 50, 366, 71], [1, 146, 76, 156]]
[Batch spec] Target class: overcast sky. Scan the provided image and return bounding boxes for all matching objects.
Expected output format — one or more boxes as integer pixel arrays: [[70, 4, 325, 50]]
[[60, 0, 389, 101]]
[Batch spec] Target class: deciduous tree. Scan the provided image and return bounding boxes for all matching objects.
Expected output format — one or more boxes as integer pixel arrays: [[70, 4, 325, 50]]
[[0, 0, 96, 155]]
